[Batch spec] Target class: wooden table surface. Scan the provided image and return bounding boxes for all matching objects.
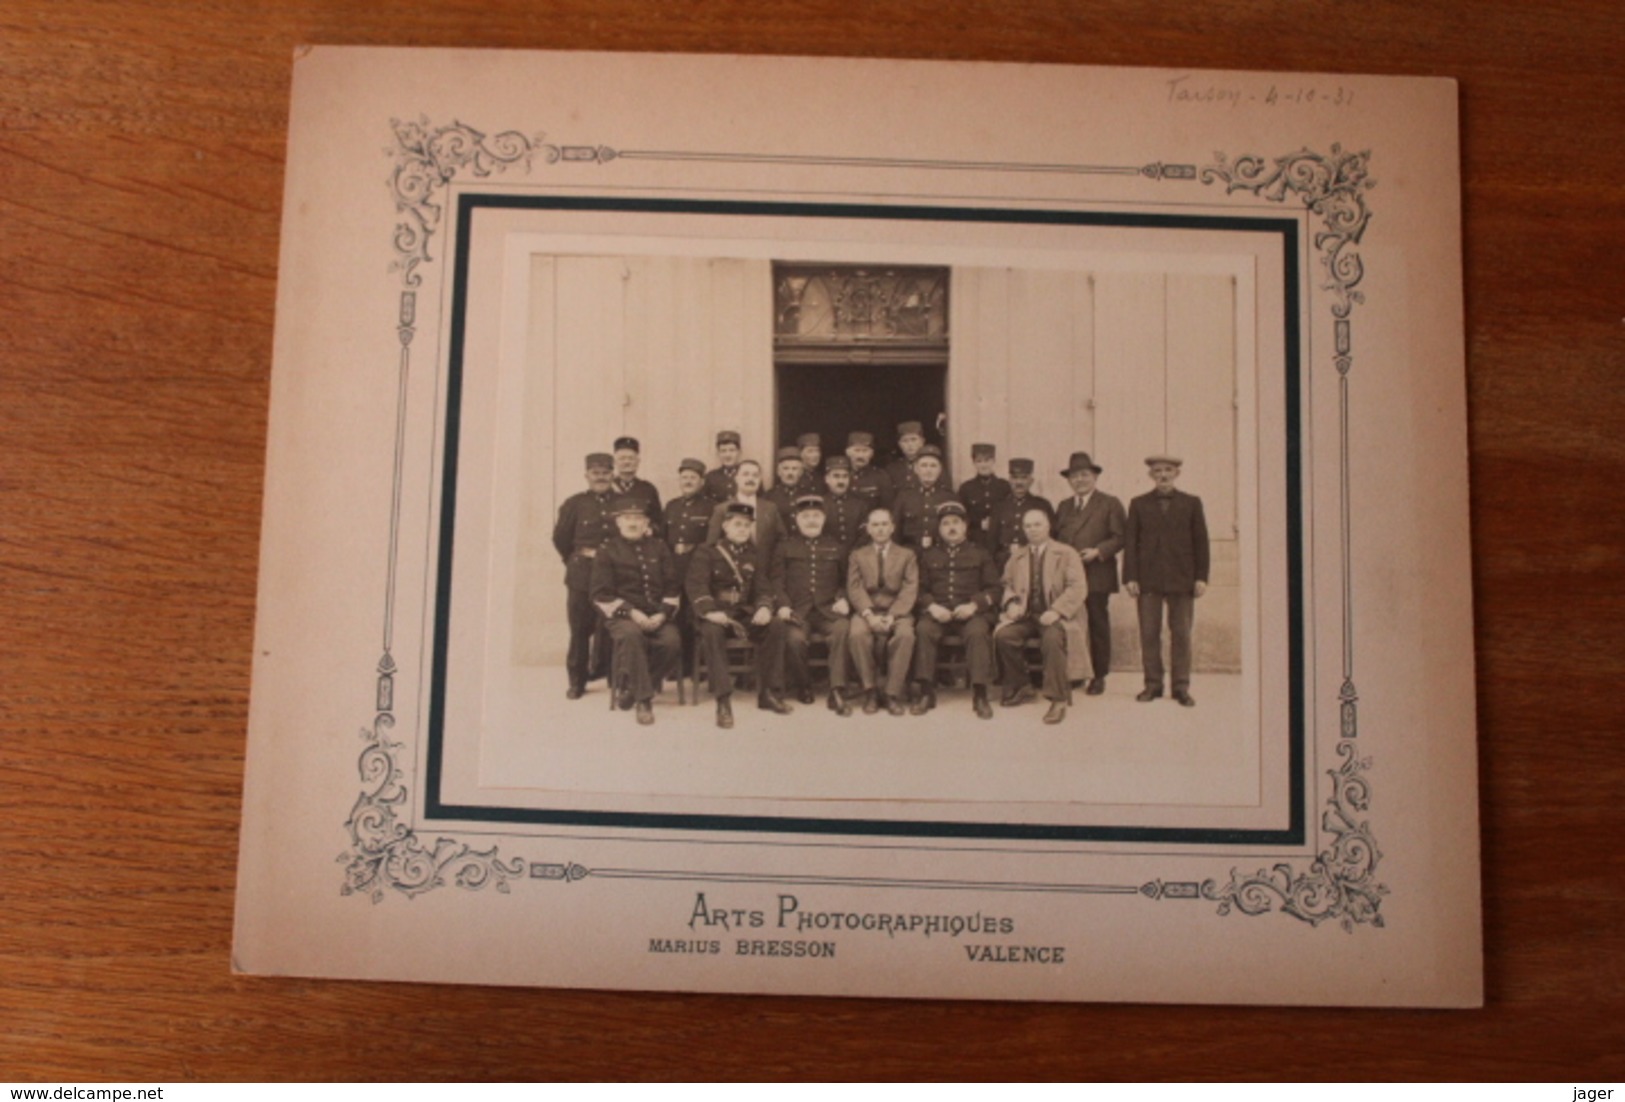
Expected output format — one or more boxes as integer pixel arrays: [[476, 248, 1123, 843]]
[[3, 0, 1622, 1082]]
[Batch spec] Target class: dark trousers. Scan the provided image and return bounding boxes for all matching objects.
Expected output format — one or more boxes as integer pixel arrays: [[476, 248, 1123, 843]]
[[915, 614, 995, 687], [604, 618, 680, 703], [698, 614, 787, 698], [785, 610, 849, 691], [994, 618, 1070, 703], [565, 584, 609, 689], [1084, 592, 1112, 679], [1137, 590, 1195, 692]]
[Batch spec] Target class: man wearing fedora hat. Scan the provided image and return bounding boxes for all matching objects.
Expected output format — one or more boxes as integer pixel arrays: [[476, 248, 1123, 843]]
[[1123, 455, 1210, 707], [1054, 451, 1127, 696], [590, 496, 682, 725]]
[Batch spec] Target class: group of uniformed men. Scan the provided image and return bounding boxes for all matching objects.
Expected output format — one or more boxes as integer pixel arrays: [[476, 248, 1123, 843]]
[[553, 422, 1211, 728]]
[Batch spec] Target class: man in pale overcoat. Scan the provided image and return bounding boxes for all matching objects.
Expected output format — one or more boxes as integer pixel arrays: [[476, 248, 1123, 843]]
[[993, 507, 1090, 724]]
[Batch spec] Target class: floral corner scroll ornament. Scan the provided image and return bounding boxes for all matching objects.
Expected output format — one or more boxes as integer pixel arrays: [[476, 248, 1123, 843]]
[[340, 717, 525, 903], [1204, 745, 1386, 931], [388, 118, 541, 288], [1201, 144, 1374, 320]]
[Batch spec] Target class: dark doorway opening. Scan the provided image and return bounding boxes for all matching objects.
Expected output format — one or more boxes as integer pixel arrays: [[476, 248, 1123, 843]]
[[775, 362, 949, 472]]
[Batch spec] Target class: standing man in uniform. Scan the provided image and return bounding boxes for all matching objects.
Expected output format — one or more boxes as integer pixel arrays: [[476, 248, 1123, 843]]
[[911, 501, 1001, 719], [705, 458, 785, 566], [766, 446, 806, 517], [1053, 451, 1127, 696], [688, 502, 793, 728], [551, 452, 618, 700], [704, 430, 743, 504], [820, 455, 868, 550], [846, 507, 919, 716], [883, 420, 929, 496], [958, 443, 1012, 554], [989, 458, 1055, 570], [794, 433, 824, 496], [846, 431, 894, 511], [891, 444, 959, 549], [664, 457, 715, 687], [772, 494, 854, 716], [589, 497, 682, 725], [610, 436, 662, 535], [993, 508, 1090, 725], [1123, 455, 1211, 707]]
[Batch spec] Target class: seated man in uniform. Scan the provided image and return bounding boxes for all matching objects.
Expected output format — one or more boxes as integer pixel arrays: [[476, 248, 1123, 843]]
[[891, 444, 959, 550], [703, 429, 743, 504], [589, 496, 682, 725], [772, 494, 854, 716], [958, 442, 1012, 554], [846, 506, 919, 716], [688, 502, 793, 729], [820, 455, 868, 551], [912, 501, 1001, 719], [664, 457, 715, 685], [551, 451, 618, 699], [993, 508, 1089, 725]]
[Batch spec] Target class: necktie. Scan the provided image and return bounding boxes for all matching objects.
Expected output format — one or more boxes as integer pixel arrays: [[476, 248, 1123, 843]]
[[1030, 547, 1046, 615]]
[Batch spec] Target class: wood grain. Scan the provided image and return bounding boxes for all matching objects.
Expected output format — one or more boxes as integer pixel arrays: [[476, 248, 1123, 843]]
[[3, 0, 1623, 1081]]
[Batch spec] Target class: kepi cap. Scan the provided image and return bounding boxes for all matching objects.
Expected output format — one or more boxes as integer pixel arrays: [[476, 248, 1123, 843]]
[[797, 433, 821, 448], [793, 494, 827, 513], [609, 495, 647, 517], [678, 457, 706, 476], [847, 431, 874, 448], [723, 501, 755, 520], [612, 436, 640, 453], [971, 443, 996, 459], [935, 500, 968, 520], [896, 420, 924, 437], [776, 445, 802, 462], [914, 444, 943, 461], [585, 452, 614, 470], [1008, 458, 1035, 476], [823, 455, 852, 473], [716, 430, 741, 447]]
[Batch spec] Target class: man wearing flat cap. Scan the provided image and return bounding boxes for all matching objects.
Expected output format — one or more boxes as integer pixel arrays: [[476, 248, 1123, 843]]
[[771, 494, 855, 716], [688, 501, 792, 728], [989, 458, 1055, 570], [551, 452, 620, 699], [703, 430, 744, 504], [1123, 455, 1210, 707], [664, 458, 715, 685], [1054, 451, 1127, 696], [891, 444, 960, 550], [958, 443, 1012, 555], [846, 431, 894, 511], [610, 436, 663, 537], [590, 496, 682, 725], [912, 501, 1002, 719]]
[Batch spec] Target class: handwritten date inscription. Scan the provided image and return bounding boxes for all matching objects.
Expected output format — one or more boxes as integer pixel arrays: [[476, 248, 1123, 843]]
[[1166, 74, 1357, 108]]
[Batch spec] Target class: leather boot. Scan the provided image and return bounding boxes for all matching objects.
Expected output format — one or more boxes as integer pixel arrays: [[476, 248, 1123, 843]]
[[716, 696, 734, 729]]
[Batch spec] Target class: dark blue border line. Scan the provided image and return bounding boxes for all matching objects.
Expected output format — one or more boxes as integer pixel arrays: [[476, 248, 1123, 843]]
[[424, 195, 1305, 846]]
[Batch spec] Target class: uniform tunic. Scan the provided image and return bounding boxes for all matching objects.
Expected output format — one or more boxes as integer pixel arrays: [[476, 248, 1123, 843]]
[[849, 465, 894, 512], [772, 533, 852, 690], [890, 482, 961, 549], [914, 539, 1001, 686], [686, 539, 786, 698], [611, 476, 664, 537], [551, 489, 618, 688], [958, 474, 1013, 552], [702, 465, 739, 504], [588, 535, 681, 704], [821, 491, 870, 551], [663, 492, 716, 672]]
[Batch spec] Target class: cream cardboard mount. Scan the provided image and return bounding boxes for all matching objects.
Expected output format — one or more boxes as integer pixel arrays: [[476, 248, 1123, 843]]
[[234, 47, 1481, 1006]]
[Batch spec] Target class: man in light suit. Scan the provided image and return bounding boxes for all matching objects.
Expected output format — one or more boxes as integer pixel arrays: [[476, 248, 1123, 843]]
[[1053, 451, 1127, 696], [846, 507, 919, 716], [993, 508, 1090, 724], [1124, 455, 1211, 707]]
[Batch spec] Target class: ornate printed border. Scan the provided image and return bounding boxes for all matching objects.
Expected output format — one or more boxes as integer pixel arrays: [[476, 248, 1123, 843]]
[[339, 120, 1385, 930]]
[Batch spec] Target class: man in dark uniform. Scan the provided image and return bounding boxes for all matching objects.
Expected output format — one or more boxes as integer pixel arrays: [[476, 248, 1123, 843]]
[[1053, 451, 1127, 696], [988, 458, 1056, 570], [882, 420, 928, 496], [551, 452, 618, 699], [958, 442, 1012, 554], [911, 501, 1001, 719], [688, 502, 793, 728], [820, 455, 868, 550], [765, 446, 806, 517], [589, 497, 682, 725], [772, 494, 854, 715], [794, 433, 824, 496], [891, 444, 959, 549], [664, 457, 714, 684], [610, 436, 663, 536], [703, 429, 743, 504], [846, 431, 893, 511], [1124, 455, 1211, 707]]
